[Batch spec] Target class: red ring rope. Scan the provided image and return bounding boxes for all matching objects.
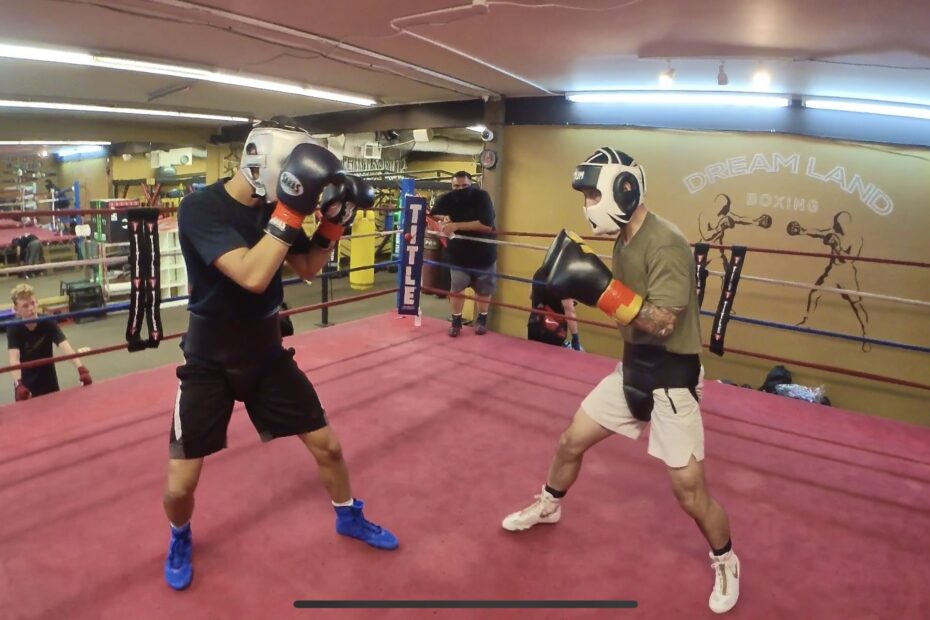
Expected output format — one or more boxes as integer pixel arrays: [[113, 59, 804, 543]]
[[424, 287, 930, 392], [0, 287, 398, 375], [490, 231, 930, 269]]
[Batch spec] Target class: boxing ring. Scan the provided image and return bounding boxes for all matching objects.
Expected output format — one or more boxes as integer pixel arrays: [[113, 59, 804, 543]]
[[2, 199, 930, 619], [3, 313, 930, 618]]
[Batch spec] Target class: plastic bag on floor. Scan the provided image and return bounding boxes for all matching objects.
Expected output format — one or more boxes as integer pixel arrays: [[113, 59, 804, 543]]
[[774, 383, 827, 404]]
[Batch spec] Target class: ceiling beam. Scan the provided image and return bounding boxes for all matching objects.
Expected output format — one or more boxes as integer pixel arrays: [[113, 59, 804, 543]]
[[214, 100, 486, 143]]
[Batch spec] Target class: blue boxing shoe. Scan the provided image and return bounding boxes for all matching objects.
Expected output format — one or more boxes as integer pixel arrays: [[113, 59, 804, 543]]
[[334, 499, 399, 550], [164, 523, 193, 590]]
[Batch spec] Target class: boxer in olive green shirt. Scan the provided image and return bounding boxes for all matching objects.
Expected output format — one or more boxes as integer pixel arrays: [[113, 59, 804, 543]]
[[502, 148, 740, 614]]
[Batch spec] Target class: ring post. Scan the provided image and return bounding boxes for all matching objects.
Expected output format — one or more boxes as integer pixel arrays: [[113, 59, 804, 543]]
[[397, 193, 427, 324], [395, 178, 415, 307]]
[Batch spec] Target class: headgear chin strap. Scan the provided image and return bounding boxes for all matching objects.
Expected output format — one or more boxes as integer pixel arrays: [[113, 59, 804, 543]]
[[571, 147, 647, 235], [240, 122, 321, 203]]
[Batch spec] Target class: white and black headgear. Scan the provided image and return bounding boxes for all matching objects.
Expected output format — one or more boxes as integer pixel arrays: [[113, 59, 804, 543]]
[[571, 147, 647, 234], [240, 118, 322, 203]]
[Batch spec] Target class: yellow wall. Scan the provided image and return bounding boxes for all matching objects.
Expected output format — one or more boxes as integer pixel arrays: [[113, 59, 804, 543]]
[[495, 126, 930, 425], [58, 157, 110, 205]]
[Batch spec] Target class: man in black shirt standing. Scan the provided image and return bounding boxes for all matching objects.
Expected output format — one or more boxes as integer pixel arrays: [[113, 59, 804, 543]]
[[162, 122, 397, 591], [7, 283, 92, 399], [430, 171, 497, 337]]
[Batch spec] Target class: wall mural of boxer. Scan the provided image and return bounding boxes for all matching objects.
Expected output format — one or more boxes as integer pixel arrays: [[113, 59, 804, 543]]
[[786, 211, 870, 351], [697, 193, 771, 272], [697, 195, 871, 352]]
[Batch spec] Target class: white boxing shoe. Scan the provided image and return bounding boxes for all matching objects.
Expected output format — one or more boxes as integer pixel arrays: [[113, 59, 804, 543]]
[[708, 550, 740, 614], [501, 485, 562, 531]]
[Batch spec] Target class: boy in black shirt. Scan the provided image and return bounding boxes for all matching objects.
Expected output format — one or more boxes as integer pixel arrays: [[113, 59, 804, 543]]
[[6, 283, 92, 400]]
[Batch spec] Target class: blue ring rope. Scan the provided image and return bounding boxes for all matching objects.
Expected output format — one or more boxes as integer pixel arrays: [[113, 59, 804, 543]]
[[421, 259, 928, 354]]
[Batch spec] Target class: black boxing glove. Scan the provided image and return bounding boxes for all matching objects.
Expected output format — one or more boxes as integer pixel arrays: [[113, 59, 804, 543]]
[[546, 231, 643, 325], [787, 221, 802, 236], [266, 143, 346, 247], [311, 175, 375, 249]]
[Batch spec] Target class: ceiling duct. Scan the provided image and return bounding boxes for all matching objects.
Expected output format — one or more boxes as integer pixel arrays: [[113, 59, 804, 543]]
[[332, 130, 481, 162]]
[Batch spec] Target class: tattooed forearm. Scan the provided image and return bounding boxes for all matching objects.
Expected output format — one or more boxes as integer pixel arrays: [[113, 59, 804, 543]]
[[631, 303, 683, 339]]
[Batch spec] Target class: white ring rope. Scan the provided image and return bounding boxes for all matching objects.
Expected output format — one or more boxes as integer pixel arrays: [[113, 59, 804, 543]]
[[0, 249, 185, 276], [424, 231, 930, 309], [427, 230, 613, 259], [0, 231, 401, 276], [707, 270, 930, 308]]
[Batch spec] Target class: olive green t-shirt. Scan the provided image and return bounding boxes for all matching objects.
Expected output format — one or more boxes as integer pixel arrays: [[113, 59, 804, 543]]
[[612, 211, 702, 355]]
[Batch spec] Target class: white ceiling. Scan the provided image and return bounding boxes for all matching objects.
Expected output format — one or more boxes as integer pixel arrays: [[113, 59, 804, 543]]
[[0, 0, 929, 129]]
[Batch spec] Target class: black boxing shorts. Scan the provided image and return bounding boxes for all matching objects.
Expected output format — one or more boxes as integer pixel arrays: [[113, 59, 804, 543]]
[[169, 312, 327, 459]]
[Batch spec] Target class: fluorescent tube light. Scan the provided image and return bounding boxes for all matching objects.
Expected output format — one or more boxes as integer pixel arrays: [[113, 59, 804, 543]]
[[566, 91, 791, 107], [0, 140, 112, 146], [0, 42, 376, 106], [803, 98, 930, 120], [0, 99, 249, 122]]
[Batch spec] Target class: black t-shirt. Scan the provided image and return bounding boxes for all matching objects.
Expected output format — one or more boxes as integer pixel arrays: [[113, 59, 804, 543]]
[[430, 187, 497, 269], [7, 318, 65, 395], [178, 180, 311, 319], [15, 234, 38, 256]]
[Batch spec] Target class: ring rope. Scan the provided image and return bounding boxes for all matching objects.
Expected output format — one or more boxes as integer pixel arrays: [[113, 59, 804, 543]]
[[718, 345, 930, 392], [0, 206, 403, 219], [1, 293, 188, 330], [487, 231, 930, 269], [423, 257, 929, 354], [423, 258, 541, 287], [0, 230, 400, 277], [424, 286, 930, 392], [707, 270, 930, 308], [423, 231, 929, 309], [421, 285, 618, 331], [0, 259, 401, 329], [697, 310, 930, 354], [0, 287, 399, 374]]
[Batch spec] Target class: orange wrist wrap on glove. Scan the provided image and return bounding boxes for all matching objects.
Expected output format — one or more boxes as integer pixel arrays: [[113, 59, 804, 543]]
[[596, 280, 644, 325], [270, 203, 306, 230]]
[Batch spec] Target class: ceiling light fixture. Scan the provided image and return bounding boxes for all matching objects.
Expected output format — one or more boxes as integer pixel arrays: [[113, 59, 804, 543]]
[[0, 140, 112, 146], [659, 60, 675, 87], [752, 63, 771, 89], [0, 99, 249, 122], [57, 145, 108, 157], [566, 91, 791, 107], [0, 42, 376, 106]]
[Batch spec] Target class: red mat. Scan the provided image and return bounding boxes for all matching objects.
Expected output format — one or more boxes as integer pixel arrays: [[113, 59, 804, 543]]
[[2, 313, 929, 620], [0, 225, 75, 249]]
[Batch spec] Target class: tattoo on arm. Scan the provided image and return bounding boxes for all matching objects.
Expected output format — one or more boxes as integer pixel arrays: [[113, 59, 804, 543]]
[[631, 303, 684, 339]]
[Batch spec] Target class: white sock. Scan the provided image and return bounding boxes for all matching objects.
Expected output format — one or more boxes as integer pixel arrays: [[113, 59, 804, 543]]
[[332, 498, 354, 508], [170, 521, 189, 530]]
